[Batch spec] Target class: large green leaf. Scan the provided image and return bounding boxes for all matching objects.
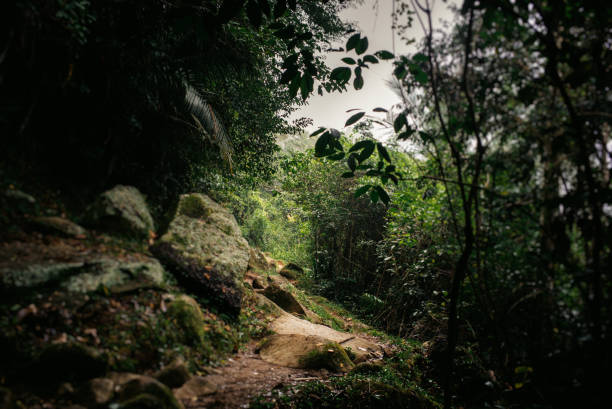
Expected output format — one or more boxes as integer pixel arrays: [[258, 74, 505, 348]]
[[330, 67, 351, 83], [346, 33, 361, 51], [355, 37, 369, 55], [345, 112, 365, 126], [355, 185, 370, 198]]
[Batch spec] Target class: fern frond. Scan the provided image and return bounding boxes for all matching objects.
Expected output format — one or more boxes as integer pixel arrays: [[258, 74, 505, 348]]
[[183, 81, 233, 171]]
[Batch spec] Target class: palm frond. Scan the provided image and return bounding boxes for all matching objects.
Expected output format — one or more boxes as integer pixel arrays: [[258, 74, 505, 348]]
[[183, 81, 233, 170]]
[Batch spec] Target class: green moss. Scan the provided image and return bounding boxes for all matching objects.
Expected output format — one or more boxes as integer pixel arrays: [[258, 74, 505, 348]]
[[166, 296, 206, 346], [177, 194, 212, 219], [299, 342, 354, 372]]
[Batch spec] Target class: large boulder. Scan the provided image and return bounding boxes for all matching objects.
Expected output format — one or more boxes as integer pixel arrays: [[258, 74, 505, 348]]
[[258, 334, 354, 372], [84, 185, 154, 238], [0, 256, 165, 293], [262, 283, 306, 316], [151, 194, 249, 314]]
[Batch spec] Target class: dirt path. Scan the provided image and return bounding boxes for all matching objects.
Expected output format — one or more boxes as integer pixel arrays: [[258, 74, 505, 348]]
[[188, 343, 328, 409]]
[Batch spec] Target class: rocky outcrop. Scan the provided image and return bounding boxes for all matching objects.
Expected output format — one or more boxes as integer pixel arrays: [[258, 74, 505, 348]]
[[0, 256, 165, 293], [151, 194, 249, 314], [262, 283, 306, 316], [117, 375, 184, 409], [172, 376, 217, 400], [84, 185, 155, 238], [166, 295, 207, 346]]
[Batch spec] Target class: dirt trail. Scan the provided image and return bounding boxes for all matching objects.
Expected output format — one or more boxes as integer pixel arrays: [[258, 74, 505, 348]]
[[190, 343, 328, 409], [187, 292, 385, 408]]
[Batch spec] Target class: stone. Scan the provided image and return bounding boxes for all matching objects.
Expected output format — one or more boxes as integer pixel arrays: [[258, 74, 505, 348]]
[[155, 359, 191, 388], [151, 193, 249, 315], [172, 376, 217, 400], [117, 375, 183, 409], [84, 185, 154, 238], [248, 247, 273, 273], [29, 216, 87, 238], [79, 377, 115, 406], [166, 295, 206, 346], [262, 283, 306, 316], [258, 334, 354, 372], [0, 257, 165, 293], [279, 263, 304, 280], [35, 342, 107, 382]]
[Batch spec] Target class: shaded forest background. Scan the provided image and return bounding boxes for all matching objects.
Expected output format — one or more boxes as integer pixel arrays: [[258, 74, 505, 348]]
[[1, 0, 610, 408]]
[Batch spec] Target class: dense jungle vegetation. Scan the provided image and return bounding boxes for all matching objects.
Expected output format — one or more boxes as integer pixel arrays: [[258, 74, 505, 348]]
[[1, 0, 610, 408]]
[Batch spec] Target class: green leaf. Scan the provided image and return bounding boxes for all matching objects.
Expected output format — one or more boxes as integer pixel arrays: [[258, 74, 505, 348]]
[[346, 33, 361, 51], [314, 132, 331, 157], [414, 69, 428, 84], [397, 127, 415, 140], [328, 151, 345, 160], [385, 165, 396, 173], [345, 112, 365, 126], [363, 55, 379, 64], [353, 73, 364, 90], [413, 52, 428, 63], [374, 185, 390, 205], [365, 169, 380, 176], [310, 127, 326, 137], [358, 141, 375, 162], [377, 143, 391, 162], [394, 65, 407, 80], [355, 185, 370, 198], [330, 67, 351, 83], [393, 114, 407, 132], [288, 0, 296, 10], [373, 107, 388, 112], [342, 57, 356, 65], [375, 50, 394, 60], [369, 188, 379, 203], [341, 171, 354, 178], [348, 139, 373, 153], [348, 154, 357, 171], [288, 74, 301, 98], [355, 37, 369, 55]]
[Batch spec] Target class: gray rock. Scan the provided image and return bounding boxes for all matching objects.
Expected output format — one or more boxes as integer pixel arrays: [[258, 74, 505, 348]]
[[248, 247, 273, 273], [84, 185, 154, 238], [262, 283, 306, 316], [0, 257, 165, 293], [30, 216, 87, 238], [151, 193, 249, 315]]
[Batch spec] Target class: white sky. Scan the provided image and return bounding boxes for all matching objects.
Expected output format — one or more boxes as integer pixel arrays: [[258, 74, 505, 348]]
[[291, 0, 458, 133]]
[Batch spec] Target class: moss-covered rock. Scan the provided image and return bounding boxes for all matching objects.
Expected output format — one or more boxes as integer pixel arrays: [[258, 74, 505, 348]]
[[117, 376, 183, 409], [166, 295, 206, 346], [78, 377, 115, 407], [262, 283, 305, 316], [248, 247, 274, 273], [350, 361, 385, 375], [151, 193, 249, 315], [279, 263, 303, 280], [299, 342, 355, 373], [154, 358, 191, 389], [84, 185, 154, 238], [258, 334, 354, 372], [34, 342, 108, 382], [0, 257, 165, 293]]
